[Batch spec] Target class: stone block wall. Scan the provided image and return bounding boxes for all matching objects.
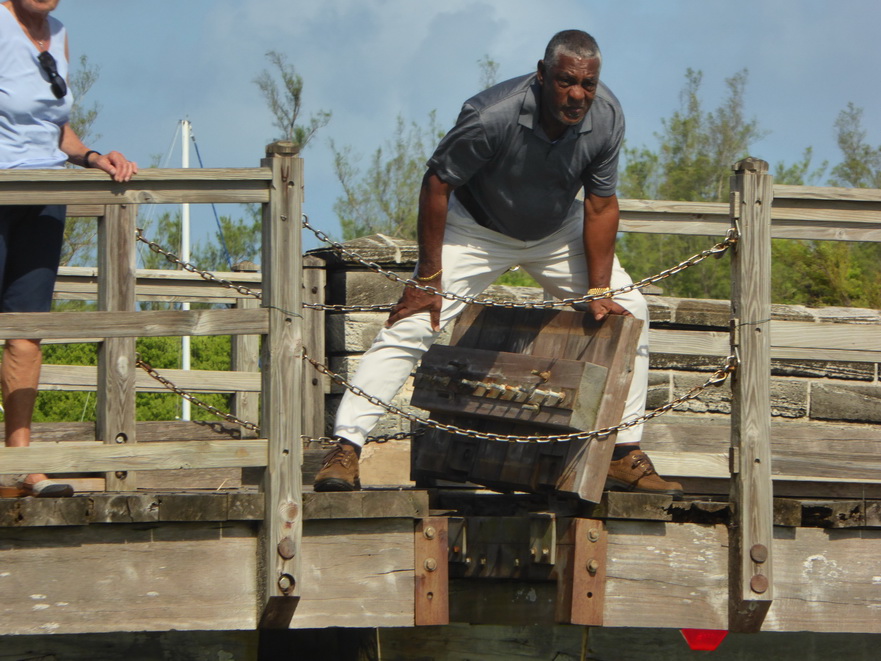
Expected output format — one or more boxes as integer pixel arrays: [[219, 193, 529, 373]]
[[308, 235, 881, 441]]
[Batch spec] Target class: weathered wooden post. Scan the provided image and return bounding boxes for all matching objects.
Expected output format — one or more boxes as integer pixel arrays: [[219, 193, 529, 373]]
[[728, 157, 774, 631], [230, 260, 261, 436], [258, 142, 304, 628], [97, 203, 138, 492]]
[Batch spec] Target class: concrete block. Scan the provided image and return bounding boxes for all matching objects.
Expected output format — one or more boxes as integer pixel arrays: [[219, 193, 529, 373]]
[[811, 382, 881, 424]]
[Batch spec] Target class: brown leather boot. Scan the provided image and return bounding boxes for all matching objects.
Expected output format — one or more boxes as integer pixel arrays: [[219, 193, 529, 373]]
[[606, 448, 683, 499], [313, 442, 361, 492]]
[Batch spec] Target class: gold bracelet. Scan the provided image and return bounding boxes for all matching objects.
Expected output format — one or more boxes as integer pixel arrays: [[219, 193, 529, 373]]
[[415, 268, 443, 282], [587, 286, 612, 297]]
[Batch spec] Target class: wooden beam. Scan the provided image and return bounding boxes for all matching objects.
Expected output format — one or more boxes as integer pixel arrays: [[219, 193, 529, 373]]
[[728, 157, 774, 630], [97, 203, 138, 492], [0, 307, 268, 340], [37, 364, 260, 393], [414, 518, 450, 625], [258, 142, 304, 626], [0, 167, 272, 205], [0, 439, 268, 473]]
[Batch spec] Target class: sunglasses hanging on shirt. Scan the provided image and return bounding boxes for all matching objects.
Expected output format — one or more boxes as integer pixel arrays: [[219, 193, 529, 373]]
[[37, 51, 67, 99]]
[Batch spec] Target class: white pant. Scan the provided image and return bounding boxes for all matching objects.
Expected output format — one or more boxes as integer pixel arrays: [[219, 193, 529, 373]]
[[334, 195, 650, 446]]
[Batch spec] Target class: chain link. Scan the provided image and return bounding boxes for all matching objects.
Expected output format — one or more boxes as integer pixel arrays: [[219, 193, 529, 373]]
[[303, 351, 737, 444], [135, 228, 264, 299], [135, 353, 260, 432], [133, 222, 740, 444], [302, 215, 738, 311]]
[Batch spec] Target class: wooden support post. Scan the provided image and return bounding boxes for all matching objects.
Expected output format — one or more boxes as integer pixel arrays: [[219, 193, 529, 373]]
[[258, 142, 304, 628], [230, 261, 261, 437], [301, 256, 326, 442], [728, 157, 774, 631], [555, 518, 606, 626], [97, 203, 137, 492], [414, 517, 449, 625]]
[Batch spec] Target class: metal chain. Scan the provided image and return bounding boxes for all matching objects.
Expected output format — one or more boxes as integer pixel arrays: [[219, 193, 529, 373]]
[[303, 350, 738, 444], [134, 353, 260, 432], [135, 228, 264, 299], [302, 215, 738, 311]]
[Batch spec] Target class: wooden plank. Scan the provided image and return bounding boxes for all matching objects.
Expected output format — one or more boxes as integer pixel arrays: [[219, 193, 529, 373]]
[[38, 364, 260, 393], [97, 203, 138, 492], [773, 184, 881, 203], [414, 518, 450, 625], [0, 439, 268, 472], [292, 518, 416, 628], [54, 266, 263, 303], [0, 522, 259, 635], [412, 345, 608, 430], [559, 314, 643, 502], [0, 167, 272, 205], [728, 158, 774, 628], [258, 143, 304, 624], [0, 307, 268, 340]]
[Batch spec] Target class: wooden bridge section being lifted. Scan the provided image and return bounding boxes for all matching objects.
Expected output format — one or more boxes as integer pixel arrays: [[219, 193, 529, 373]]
[[1, 149, 880, 658]]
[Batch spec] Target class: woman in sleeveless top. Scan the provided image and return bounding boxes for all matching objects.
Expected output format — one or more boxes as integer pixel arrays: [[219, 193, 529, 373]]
[[0, 0, 137, 498]]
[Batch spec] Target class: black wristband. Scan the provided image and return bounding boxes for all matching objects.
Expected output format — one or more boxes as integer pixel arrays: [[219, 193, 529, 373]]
[[83, 150, 101, 168]]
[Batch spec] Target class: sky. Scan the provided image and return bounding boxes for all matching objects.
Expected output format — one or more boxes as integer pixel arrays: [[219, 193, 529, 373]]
[[54, 0, 881, 255]]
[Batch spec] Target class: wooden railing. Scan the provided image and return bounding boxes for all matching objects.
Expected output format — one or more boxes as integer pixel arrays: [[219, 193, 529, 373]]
[[0, 142, 305, 624]]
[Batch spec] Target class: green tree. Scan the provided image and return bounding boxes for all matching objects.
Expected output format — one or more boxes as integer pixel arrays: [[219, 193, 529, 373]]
[[254, 50, 331, 148], [772, 104, 881, 308], [332, 112, 444, 240], [62, 55, 104, 267], [617, 69, 766, 299], [478, 55, 500, 90], [828, 102, 881, 189]]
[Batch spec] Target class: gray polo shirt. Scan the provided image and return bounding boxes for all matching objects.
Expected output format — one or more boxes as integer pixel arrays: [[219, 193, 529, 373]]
[[427, 73, 624, 240]]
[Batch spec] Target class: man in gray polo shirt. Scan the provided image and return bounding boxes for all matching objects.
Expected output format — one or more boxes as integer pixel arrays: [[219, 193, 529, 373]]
[[315, 29, 683, 498]]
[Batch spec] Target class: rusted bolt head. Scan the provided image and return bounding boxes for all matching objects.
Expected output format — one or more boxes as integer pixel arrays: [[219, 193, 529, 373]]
[[423, 526, 436, 540], [424, 558, 437, 572], [587, 559, 600, 574], [587, 528, 600, 543], [750, 574, 769, 594], [750, 544, 769, 564], [277, 537, 297, 560]]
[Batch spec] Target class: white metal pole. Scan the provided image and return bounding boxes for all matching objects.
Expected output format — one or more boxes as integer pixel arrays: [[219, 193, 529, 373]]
[[181, 119, 191, 421]]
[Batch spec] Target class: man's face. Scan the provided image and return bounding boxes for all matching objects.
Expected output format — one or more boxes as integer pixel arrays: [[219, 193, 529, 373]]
[[537, 54, 600, 132]]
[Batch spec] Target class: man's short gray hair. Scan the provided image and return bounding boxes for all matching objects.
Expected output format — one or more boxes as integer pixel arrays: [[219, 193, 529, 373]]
[[543, 30, 602, 69]]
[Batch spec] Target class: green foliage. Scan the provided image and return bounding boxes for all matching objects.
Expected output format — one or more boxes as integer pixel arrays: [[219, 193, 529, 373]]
[[772, 104, 881, 308], [478, 55, 500, 90], [828, 102, 881, 189], [333, 112, 444, 240], [62, 55, 104, 267], [254, 50, 331, 148], [618, 69, 766, 300], [773, 147, 826, 186], [192, 207, 261, 271]]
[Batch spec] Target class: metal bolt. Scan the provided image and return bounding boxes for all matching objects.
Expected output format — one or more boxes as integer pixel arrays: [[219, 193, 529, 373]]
[[424, 558, 437, 572], [587, 528, 600, 543], [479, 556, 487, 566], [277, 573, 295, 594], [750, 574, 769, 594], [542, 547, 550, 559], [277, 537, 297, 560], [115, 434, 127, 444], [750, 544, 769, 564], [587, 559, 600, 574], [114, 471, 127, 480], [423, 526, 436, 540]]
